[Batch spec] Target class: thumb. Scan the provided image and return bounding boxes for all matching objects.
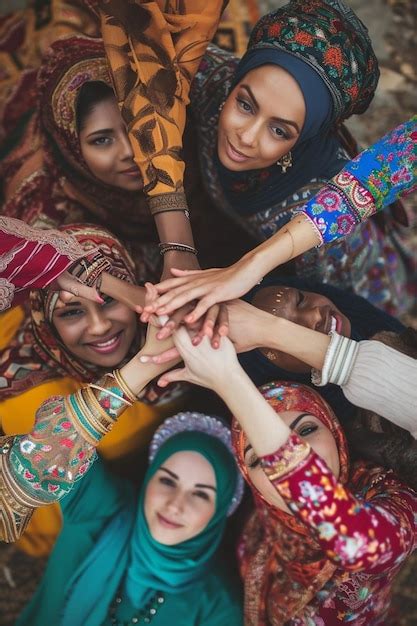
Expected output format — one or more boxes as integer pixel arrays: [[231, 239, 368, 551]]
[[157, 367, 188, 387], [170, 267, 202, 277]]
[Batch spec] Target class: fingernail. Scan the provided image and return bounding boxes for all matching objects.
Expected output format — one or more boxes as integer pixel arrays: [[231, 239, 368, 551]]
[[96, 295, 104, 303], [213, 342, 219, 349], [185, 315, 194, 323], [139, 356, 149, 363]]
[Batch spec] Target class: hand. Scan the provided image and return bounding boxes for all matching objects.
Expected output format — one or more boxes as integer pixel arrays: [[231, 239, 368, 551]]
[[139, 298, 272, 365], [144, 252, 264, 324], [157, 327, 242, 392], [99, 273, 146, 313], [52, 271, 104, 304]]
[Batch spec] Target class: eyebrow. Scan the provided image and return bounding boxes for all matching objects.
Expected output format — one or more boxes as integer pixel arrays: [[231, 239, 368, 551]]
[[289, 413, 314, 430], [86, 128, 114, 138], [159, 467, 216, 491], [240, 84, 301, 133]]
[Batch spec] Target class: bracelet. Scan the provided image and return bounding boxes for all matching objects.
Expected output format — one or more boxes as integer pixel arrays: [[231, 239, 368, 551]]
[[151, 207, 190, 220], [158, 242, 198, 256], [112, 369, 138, 404], [148, 192, 188, 214]]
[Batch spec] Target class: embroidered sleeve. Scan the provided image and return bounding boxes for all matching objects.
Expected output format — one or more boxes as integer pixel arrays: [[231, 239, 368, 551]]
[[298, 116, 417, 245], [0, 374, 132, 542], [261, 432, 417, 574]]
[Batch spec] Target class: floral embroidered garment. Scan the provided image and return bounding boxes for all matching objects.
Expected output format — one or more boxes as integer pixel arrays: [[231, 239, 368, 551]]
[[233, 382, 417, 626], [0, 373, 130, 543], [300, 116, 417, 245], [260, 433, 417, 624], [0, 216, 91, 311]]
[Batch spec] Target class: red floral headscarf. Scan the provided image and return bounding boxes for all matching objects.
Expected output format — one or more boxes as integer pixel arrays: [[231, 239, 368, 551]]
[[232, 381, 349, 626]]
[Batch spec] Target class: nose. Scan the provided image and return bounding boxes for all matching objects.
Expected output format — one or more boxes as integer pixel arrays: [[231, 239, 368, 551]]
[[236, 119, 260, 148], [301, 306, 324, 332], [166, 491, 185, 515], [86, 308, 113, 336], [119, 128, 134, 161]]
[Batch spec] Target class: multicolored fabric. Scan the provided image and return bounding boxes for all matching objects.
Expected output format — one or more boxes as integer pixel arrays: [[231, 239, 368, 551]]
[[0, 216, 89, 312], [247, 0, 379, 123], [0, 35, 156, 248], [99, 0, 224, 208], [0, 224, 138, 397], [0, 0, 99, 144], [301, 116, 417, 244], [191, 44, 412, 315], [233, 381, 417, 625]]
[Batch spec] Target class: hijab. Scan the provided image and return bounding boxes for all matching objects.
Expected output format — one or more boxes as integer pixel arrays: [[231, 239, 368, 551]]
[[0, 35, 153, 240], [61, 413, 242, 626], [232, 381, 350, 625], [0, 223, 139, 397], [216, 0, 379, 214]]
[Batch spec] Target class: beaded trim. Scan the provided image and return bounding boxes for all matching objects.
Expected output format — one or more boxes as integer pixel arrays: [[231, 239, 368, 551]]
[[108, 590, 165, 625]]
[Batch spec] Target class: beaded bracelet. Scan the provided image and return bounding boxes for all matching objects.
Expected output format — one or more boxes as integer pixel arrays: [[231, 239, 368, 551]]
[[158, 242, 198, 256]]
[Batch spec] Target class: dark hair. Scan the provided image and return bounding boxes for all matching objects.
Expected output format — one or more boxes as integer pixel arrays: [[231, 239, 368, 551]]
[[346, 327, 417, 490], [76, 81, 115, 133]]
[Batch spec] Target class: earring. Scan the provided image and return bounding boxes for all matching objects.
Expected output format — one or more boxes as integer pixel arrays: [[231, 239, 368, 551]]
[[277, 152, 293, 173], [219, 101, 225, 113]]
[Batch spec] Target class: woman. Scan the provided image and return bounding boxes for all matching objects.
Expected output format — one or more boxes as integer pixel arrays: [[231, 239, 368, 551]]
[[147, 115, 417, 324], [158, 330, 417, 625], [12, 411, 243, 626], [0, 223, 181, 555]]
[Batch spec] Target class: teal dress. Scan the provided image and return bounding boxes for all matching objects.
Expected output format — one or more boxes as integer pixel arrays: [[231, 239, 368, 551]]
[[17, 456, 243, 626]]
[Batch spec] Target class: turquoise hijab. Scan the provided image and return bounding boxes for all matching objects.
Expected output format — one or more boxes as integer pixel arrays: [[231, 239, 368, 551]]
[[61, 430, 238, 626]]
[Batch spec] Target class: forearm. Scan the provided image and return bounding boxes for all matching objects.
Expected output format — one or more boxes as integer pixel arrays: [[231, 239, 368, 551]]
[[215, 369, 291, 457]]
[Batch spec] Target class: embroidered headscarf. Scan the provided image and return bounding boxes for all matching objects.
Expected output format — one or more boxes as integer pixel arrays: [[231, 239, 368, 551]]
[[0, 223, 138, 398], [1, 35, 153, 240], [216, 0, 379, 214], [61, 412, 243, 626], [232, 381, 349, 626]]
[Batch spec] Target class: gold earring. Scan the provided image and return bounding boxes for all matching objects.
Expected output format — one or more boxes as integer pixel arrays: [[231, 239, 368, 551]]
[[277, 152, 293, 173]]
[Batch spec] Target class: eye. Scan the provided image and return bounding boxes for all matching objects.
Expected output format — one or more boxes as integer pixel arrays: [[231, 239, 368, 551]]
[[159, 476, 176, 487], [246, 453, 260, 469], [193, 490, 210, 501], [270, 125, 290, 140], [236, 97, 252, 113], [56, 308, 84, 319], [90, 136, 113, 146], [296, 291, 305, 307], [297, 422, 318, 437], [101, 295, 116, 307]]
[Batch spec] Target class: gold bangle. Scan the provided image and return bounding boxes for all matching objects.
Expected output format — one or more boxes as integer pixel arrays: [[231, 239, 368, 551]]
[[81, 387, 116, 433], [112, 369, 138, 404], [89, 383, 132, 407]]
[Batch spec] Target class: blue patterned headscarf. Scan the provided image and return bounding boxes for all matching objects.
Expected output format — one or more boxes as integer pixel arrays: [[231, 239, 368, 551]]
[[216, 0, 378, 214]]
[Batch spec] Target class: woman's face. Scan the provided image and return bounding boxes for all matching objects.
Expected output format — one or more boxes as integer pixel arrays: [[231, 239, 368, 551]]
[[144, 451, 217, 545], [243, 410, 340, 511], [52, 293, 137, 368], [253, 285, 351, 373], [79, 96, 142, 191], [217, 64, 305, 172]]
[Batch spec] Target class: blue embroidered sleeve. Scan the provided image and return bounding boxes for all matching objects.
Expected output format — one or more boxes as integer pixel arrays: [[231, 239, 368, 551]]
[[299, 116, 417, 244]]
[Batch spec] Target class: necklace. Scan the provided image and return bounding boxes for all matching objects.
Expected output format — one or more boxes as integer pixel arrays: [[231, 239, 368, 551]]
[[108, 590, 165, 625]]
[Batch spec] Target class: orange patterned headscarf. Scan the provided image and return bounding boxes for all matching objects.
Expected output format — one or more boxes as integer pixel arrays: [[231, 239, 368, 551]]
[[232, 381, 349, 626]]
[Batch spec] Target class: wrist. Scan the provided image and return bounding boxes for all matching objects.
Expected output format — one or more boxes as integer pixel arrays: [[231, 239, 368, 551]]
[[163, 250, 200, 271]]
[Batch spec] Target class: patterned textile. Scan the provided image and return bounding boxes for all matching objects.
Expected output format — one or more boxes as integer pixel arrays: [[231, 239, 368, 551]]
[[0, 35, 157, 253], [233, 381, 417, 625], [213, 0, 259, 57], [0, 224, 139, 397], [301, 116, 417, 244], [0, 0, 99, 144], [247, 0, 379, 123], [0, 216, 101, 312], [190, 42, 412, 315], [98, 0, 224, 206]]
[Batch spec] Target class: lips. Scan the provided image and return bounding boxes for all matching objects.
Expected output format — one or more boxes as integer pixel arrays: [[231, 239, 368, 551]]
[[225, 138, 251, 163], [86, 330, 123, 354], [157, 512, 184, 529], [120, 166, 139, 176]]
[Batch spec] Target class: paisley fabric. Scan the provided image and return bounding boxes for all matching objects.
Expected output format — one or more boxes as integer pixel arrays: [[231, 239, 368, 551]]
[[233, 381, 417, 625], [99, 0, 224, 206], [301, 116, 417, 244]]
